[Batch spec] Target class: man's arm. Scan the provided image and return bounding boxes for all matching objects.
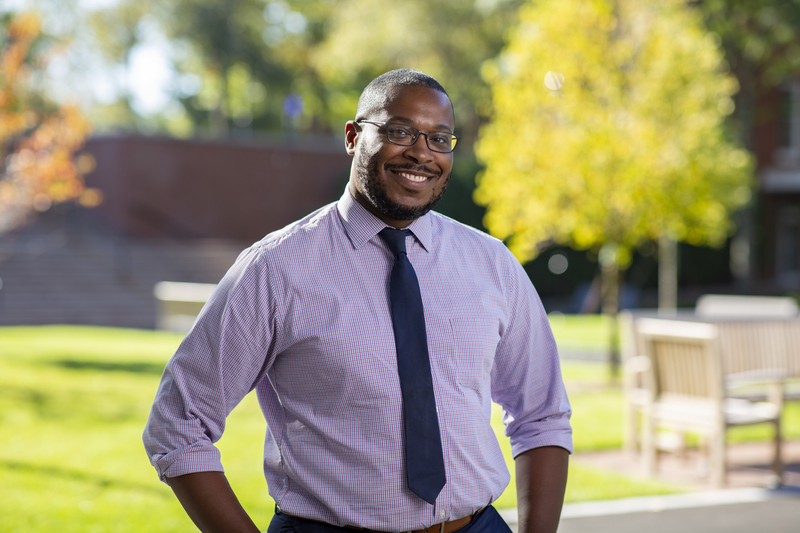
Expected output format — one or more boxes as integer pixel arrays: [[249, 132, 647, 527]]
[[514, 446, 569, 533], [167, 472, 261, 533]]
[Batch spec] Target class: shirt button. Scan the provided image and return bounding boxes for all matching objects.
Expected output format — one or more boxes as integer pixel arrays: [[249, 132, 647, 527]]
[[439, 511, 445, 519]]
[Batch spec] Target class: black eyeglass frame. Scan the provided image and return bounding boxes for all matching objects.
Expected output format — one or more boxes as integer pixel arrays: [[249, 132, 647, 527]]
[[356, 120, 460, 153]]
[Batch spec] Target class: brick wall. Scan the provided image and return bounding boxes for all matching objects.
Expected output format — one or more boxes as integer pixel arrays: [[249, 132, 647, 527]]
[[84, 134, 353, 242]]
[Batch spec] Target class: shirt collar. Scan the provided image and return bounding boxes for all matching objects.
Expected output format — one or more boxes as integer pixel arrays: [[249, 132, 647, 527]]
[[337, 188, 432, 252]]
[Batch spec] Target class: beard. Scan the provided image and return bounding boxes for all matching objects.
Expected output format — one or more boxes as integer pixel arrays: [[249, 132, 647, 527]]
[[355, 150, 451, 222]]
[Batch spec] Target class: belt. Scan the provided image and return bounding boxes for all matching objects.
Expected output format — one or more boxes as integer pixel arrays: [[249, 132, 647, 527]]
[[281, 507, 484, 533], [392, 510, 479, 533]]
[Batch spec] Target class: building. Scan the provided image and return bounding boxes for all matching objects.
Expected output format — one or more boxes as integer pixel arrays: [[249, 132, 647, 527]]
[[0, 134, 352, 328], [756, 80, 800, 291]]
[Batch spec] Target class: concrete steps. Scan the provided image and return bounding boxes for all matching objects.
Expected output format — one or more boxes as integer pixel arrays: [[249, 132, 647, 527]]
[[0, 212, 245, 328]]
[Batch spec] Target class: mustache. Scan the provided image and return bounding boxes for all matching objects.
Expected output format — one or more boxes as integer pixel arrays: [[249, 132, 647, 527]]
[[385, 163, 441, 177]]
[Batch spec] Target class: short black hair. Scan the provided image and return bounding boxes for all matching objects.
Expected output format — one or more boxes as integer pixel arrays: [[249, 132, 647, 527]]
[[355, 69, 451, 120]]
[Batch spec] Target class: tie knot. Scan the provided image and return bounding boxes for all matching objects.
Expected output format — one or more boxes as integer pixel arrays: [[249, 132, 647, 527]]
[[379, 227, 412, 257]]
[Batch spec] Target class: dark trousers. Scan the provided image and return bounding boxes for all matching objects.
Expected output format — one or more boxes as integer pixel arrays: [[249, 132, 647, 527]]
[[267, 506, 513, 533]]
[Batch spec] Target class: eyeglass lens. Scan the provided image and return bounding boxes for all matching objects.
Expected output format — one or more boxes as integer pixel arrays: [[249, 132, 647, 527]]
[[386, 124, 456, 152]]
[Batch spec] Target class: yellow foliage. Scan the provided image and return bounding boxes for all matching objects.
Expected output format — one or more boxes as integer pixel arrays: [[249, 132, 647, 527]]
[[476, 0, 753, 265], [0, 12, 92, 233]]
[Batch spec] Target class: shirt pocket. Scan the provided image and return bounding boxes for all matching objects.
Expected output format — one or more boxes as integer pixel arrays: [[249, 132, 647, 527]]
[[448, 316, 500, 391]]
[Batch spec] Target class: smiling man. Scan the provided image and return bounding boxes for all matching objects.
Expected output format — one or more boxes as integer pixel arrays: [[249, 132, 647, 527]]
[[144, 69, 572, 533], [347, 81, 454, 227]]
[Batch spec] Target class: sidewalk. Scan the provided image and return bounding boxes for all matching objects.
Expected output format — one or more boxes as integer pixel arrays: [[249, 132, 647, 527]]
[[504, 440, 800, 533], [573, 439, 800, 490], [556, 487, 800, 533]]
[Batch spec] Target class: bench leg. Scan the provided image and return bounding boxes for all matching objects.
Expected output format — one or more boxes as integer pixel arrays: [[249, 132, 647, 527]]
[[771, 419, 783, 487], [710, 425, 726, 488], [642, 408, 657, 476], [623, 397, 640, 453]]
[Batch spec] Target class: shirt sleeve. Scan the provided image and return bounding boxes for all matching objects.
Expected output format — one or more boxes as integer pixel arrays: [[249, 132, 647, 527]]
[[490, 252, 573, 458], [142, 245, 279, 481]]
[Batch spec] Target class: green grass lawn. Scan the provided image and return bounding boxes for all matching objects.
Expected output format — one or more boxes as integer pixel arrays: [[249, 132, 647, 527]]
[[1, 323, 796, 532], [548, 313, 615, 355]]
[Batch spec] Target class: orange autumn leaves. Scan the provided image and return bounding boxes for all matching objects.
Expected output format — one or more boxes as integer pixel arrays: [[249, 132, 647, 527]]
[[1, 12, 94, 232]]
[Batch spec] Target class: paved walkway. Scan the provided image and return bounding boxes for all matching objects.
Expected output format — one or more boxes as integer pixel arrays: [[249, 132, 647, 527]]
[[574, 439, 800, 490], [556, 488, 800, 533], [503, 440, 800, 533]]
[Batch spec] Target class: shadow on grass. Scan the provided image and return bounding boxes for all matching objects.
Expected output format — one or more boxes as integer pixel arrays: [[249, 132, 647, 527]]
[[50, 359, 165, 375], [3, 384, 146, 423], [1, 459, 169, 497]]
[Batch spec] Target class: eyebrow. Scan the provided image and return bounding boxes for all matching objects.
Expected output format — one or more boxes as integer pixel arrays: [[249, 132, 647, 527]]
[[388, 115, 454, 133]]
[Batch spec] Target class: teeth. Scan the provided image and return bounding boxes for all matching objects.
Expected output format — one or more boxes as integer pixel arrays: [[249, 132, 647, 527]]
[[399, 172, 427, 182]]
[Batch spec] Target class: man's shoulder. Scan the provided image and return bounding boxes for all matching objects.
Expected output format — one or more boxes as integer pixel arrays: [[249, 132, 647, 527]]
[[428, 211, 509, 254], [251, 201, 340, 254], [427, 211, 530, 287]]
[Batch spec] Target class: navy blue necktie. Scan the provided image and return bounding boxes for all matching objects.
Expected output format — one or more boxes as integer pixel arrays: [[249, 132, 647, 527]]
[[379, 227, 446, 505]]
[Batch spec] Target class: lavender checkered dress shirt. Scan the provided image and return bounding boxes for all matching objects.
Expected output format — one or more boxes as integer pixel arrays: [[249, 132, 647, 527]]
[[143, 190, 572, 532]]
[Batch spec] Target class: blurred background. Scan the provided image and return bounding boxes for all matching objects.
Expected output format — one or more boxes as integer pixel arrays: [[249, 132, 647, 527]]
[[3, 0, 800, 328], [3, 1, 800, 532]]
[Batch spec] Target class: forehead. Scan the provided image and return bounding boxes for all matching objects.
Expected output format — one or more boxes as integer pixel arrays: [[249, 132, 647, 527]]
[[376, 85, 455, 131]]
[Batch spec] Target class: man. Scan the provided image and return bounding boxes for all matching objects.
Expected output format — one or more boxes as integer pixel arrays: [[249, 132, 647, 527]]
[[144, 69, 572, 533]]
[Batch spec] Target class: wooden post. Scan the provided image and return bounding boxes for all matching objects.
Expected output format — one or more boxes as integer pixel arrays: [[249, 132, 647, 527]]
[[658, 235, 678, 315]]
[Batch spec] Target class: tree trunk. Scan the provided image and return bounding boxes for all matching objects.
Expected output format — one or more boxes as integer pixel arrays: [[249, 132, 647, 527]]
[[599, 243, 621, 380], [210, 64, 230, 136], [730, 207, 753, 290], [658, 235, 678, 315]]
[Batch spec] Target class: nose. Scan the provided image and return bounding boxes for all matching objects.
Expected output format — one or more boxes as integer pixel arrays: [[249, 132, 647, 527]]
[[403, 133, 434, 163]]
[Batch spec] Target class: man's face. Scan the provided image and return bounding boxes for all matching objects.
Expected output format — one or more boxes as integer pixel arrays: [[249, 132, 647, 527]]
[[345, 85, 455, 228]]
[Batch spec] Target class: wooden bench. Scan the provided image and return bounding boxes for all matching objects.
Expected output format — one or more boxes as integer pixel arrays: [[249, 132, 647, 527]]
[[695, 294, 798, 318], [153, 281, 217, 332], [621, 306, 800, 455], [635, 318, 784, 487]]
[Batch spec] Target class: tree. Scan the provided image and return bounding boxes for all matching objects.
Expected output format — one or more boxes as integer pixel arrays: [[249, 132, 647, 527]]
[[0, 12, 93, 234], [310, 0, 523, 147], [694, 1, 800, 286], [80, 0, 292, 134], [79, 0, 522, 143], [3, 1, 520, 230], [309, 0, 523, 229], [6, 0, 521, 147], [158, 0, 331, 134], [697, 0, 800, 147], [475, 0, 753, 373], [76, 0, 344, 136]]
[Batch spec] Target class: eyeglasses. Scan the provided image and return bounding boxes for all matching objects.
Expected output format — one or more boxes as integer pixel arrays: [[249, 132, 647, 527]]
[[357, 120, 459, 153]]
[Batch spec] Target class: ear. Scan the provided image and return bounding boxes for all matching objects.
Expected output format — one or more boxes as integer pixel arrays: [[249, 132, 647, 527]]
[[344, 120, 359, 155]]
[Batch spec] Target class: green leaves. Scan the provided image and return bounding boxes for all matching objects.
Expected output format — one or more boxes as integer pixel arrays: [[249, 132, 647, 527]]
[[476, 0, 753, 266]]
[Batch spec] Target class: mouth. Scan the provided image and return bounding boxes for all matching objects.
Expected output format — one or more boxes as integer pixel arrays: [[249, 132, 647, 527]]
[[397, 171, 429, 183], [388, 166, 439, 185]]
